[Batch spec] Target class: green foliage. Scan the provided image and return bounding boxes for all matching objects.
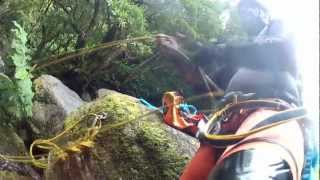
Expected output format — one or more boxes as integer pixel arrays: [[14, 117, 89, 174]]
[[144, 0, 225, 43], [11, 21, 34, 118], [123, 62, 194, 104], [0, 22, 34, 123], [221, 8, 249, 42], [0, 73, 21, 120], [108, 0, 147, 36], [18, 0, 151, 59], [0, 0, 39, 53], [0, 0, 247, 107]]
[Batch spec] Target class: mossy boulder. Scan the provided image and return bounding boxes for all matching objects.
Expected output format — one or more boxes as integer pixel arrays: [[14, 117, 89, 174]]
[[30, 75, 84, 139], [0, 126, 26, 156], [0, 125, 40, 180], [0, 171, 33, 180], [45, 90, 199, 180]]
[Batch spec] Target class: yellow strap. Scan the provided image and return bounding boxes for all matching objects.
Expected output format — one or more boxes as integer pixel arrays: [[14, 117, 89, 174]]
[[203, 99, 304, 142]]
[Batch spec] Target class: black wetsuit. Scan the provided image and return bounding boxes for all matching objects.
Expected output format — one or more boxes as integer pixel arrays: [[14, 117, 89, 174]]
[[193, 36, 302, 180], [194, 38, 301, 105]]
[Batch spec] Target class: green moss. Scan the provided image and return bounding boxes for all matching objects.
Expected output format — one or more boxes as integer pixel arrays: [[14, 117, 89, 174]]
[[33, 77, 52, 104], [54, 91, 194, 180], [134, 121, 189, 178], [0, 125, 26, 156], [0, 171, 32, 180], [0, 125, 34, 180]]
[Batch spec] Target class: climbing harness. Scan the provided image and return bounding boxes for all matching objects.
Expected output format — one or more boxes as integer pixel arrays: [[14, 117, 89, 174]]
[[161, 91, 316, 180], [197, 102, 306, 147], [161, 91, 307, 147]]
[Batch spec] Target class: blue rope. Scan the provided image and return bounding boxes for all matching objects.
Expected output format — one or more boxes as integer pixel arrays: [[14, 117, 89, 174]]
[[179, 104, 197, 115], [139, 98, 198, 115], [139, 98, 163, 113]]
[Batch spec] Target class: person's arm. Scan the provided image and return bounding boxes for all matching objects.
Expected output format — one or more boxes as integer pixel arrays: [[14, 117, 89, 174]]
[[156, 34, 217, 93], [225, 38, 298, 78]]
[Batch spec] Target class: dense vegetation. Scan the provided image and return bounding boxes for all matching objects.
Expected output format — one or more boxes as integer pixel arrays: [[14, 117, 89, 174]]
[[0, 0, 257, 123]]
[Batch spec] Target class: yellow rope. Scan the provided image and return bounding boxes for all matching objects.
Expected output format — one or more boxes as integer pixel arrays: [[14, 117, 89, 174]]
[[29, 113, 102, 168], [0, 113, 102, 169], [202, 99, 305, 141], [204, 115, 305, 140], [33, 35, 155, 70]]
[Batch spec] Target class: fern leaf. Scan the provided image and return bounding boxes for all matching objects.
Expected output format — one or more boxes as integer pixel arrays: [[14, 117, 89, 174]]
[[10, 21, 34, 118]]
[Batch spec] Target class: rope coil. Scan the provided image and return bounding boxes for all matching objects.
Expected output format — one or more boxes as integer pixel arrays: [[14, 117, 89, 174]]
[[0, 113, 103, 169]]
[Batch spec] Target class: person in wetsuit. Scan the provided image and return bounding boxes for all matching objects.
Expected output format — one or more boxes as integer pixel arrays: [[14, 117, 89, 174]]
[[156, 0, 310, 179]]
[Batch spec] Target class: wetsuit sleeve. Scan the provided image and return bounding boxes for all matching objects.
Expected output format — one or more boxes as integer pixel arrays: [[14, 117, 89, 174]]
[[224, 39, 298, 78], [207, 149, 294, 180], [193, 45, 235, 90], [192, 38, 299, 91]]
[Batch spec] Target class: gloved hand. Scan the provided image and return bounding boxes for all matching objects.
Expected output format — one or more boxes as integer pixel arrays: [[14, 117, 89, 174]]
[[155, 33, 190, 62]]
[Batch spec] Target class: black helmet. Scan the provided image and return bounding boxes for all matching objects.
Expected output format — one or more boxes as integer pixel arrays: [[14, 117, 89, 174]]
[[237, 0, 270, 36]]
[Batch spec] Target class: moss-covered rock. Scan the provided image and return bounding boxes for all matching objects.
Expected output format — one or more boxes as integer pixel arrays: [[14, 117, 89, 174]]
[[0, 126, 26, 156], [29, 75, 85, 139], [0, 125, 40, 180], [0, 171, 33, 180], [45, 90, 199, 180]]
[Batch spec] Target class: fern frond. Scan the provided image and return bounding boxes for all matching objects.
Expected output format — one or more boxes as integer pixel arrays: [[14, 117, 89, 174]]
[[10, 21, 34, 118]]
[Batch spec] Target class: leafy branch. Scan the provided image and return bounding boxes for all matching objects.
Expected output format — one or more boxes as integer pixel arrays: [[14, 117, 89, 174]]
[[0, 21, 35, 121]]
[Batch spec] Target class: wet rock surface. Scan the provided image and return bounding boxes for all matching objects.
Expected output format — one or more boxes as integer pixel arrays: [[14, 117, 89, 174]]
[[31, 75, 85, 138]]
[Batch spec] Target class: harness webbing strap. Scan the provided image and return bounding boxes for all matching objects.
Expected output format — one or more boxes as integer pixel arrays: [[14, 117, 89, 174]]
[[198, 100, 306, 147], [250, 107, 306, 130]]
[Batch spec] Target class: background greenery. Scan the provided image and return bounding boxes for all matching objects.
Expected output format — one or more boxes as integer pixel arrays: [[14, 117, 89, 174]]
[[0, 0, 256, 122]]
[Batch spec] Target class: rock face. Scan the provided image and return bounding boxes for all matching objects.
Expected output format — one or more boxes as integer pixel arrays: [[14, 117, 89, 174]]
[[34, 75, 84, 115], [0, 125, 40, 180], [96, 88, 118, 98], [45, 90, 199, 180], [31, 75, 84, 138]]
